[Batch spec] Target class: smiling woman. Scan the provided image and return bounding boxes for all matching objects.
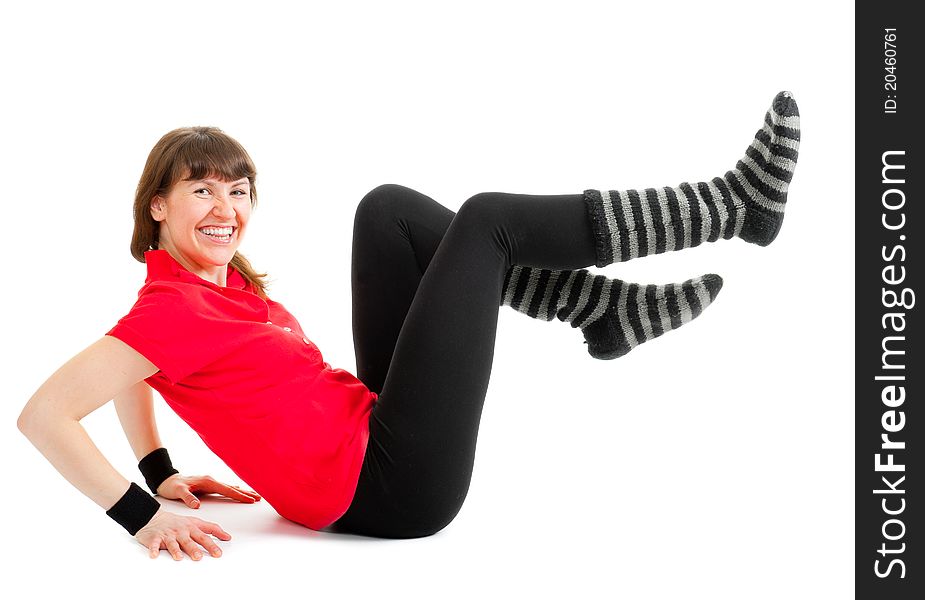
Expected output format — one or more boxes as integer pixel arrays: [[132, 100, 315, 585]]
[[151, 175, 251, 286], [131, 126, 269, 296], [18, 92, 800, 559]]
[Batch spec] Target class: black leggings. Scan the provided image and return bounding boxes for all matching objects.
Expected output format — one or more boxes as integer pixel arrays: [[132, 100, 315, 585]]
[[326, 184, 598, 538]]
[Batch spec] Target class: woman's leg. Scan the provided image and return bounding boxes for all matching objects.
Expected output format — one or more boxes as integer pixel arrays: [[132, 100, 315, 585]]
[[349, 184, 455, 395], [331, 189, 604, 538], [329, 92, 800, 538], [350, 185, 725, 389]]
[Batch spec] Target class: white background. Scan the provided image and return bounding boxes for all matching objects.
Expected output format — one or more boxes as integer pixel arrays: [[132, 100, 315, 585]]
[[2, 1, 853, 597]]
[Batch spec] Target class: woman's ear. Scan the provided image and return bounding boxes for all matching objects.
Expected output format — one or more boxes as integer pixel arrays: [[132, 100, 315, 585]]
[[150, 196, 165, 221]]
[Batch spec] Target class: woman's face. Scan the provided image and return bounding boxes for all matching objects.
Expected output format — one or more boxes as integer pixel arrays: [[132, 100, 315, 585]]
[[150, 173, 252, 283]]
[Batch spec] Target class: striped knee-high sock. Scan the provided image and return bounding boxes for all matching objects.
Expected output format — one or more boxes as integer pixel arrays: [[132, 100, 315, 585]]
[[501, 265, 723, 359], [583, 91, 801, 267]]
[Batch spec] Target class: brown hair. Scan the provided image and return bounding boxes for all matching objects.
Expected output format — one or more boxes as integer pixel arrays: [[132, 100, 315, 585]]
[[131, 126, 270, 299]]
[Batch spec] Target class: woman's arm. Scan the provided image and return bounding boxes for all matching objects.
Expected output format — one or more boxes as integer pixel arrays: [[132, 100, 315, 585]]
[[113, 381, 164, 462], [17, 336, 159, 510], [19, 336, 234, 560], [112, 380, 263, 506]]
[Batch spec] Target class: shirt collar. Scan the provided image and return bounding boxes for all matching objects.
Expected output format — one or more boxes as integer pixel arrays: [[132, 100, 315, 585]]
[[143, 249, 249, 291]]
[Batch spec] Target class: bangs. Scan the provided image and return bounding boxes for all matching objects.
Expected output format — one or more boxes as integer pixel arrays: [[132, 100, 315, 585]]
[[162, 128, 256, 192]]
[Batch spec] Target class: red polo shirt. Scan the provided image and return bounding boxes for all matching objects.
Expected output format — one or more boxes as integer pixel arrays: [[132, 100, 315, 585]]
[[105, 249, 377, 530]]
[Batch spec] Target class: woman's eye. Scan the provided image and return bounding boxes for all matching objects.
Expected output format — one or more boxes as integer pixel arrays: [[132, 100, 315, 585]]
[[195, 188, 246, 196]]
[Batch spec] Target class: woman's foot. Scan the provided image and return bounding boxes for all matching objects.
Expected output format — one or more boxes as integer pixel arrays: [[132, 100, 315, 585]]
[[726, 90, 801, 246], [576, 274, 723, 359], [582, 91, 801, 267], [502, 266, 723, 359]]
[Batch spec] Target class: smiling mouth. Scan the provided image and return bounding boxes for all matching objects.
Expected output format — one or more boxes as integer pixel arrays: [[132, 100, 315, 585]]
[[198, 227, 236, 243]]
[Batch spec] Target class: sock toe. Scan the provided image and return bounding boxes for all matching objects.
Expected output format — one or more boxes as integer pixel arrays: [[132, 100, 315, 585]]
[[682, 275, 719, 320], [700, 273, 724, 301], [773, 91, 800, 118]]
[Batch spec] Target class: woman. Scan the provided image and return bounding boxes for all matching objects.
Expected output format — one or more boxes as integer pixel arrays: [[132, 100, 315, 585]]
[[17, 91, 800, 560]]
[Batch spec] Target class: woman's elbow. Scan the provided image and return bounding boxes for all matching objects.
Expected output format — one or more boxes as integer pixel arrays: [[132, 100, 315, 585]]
[[18, 412, 37, 439], [18, 404, 45, 436], [17, 401, 66, 438]]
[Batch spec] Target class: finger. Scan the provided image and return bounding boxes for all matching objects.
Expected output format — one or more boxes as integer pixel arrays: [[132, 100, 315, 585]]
[[225, 487, 259, 504], [231, 485, 260, 502], [185, 493, 201, 509], [191, 529, 224, 558], [197, 520, 232, 540], [178, 535, 203, 561], [166, 537, 184, 561], [203, 481, 257, 504], [232, 486, 262, 501], [148, 539, 162, 559]]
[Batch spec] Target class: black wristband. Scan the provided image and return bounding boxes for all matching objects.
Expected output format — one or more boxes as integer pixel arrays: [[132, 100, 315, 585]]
[[138, 447, 179, 495], [106, 482, 161, 536]]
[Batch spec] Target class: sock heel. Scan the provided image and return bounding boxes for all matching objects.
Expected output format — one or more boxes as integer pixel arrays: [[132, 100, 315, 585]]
[[739, 205, 784, 247]]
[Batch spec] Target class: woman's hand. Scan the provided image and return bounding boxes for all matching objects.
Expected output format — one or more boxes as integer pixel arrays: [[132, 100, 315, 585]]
[[156, 473, 262, 508], [134, 509, 231, 560]]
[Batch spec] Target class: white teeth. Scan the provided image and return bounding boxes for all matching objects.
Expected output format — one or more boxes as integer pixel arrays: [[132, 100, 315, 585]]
[[200, 227, 234, 236]]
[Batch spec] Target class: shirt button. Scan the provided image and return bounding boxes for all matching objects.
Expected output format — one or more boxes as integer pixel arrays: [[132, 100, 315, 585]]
[[266, 321, 273, 324], [283, 327, 292, 332]]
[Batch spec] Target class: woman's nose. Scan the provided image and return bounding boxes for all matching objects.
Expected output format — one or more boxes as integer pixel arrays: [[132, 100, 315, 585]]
[[212, 194, 236, 216]]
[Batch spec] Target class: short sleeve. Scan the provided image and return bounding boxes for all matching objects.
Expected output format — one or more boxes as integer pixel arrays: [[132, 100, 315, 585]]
[[105, 283, 243, 385]]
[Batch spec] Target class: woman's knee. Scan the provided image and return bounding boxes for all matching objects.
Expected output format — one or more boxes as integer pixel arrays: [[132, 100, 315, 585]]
[[453, 192, 517, 259], [354, 184, 412, 227], [457, 191, 527, 233], [356, 183, 420, 215]]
